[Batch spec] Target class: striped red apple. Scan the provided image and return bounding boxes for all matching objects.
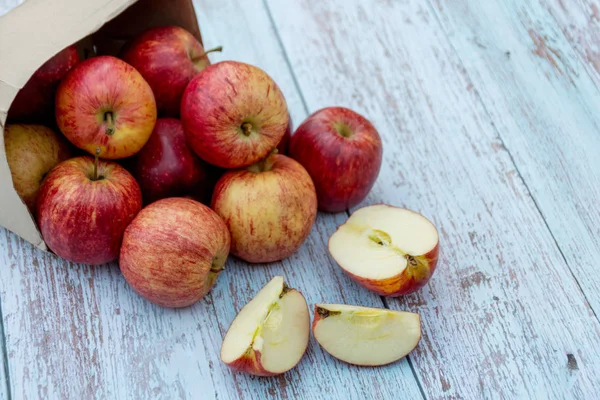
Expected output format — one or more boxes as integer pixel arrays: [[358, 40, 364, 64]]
[[181, 61, 289, 168], [129, 118, 212, 204], [36, 156, 142, 265], [119, 198, 230, 308], [290, 107, 382, 212], [211, 153, 317, 263], [55, 56, 157, 159], [121, 26, 222, 117]]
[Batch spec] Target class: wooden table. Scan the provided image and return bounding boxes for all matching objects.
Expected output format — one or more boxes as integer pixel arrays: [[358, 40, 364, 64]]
[[1, 0, 599, 398]]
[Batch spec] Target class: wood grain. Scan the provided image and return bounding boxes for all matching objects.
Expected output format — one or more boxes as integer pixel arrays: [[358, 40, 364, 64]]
[[540, 0, 600, 85], [265, 0, 600, 398], [0, 296, 7, 400], [0, 0, 424, 398], [431, 0, 600, 315]]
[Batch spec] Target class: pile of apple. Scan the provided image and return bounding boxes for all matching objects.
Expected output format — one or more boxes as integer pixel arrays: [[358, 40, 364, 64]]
[[4, 25, 440, 373]]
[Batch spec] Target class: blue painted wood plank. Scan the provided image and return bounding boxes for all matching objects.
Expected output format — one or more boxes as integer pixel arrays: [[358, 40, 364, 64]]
[[265, 0, 600, 398], [0, 296, 8, 400], [431, 0, 600, 314]]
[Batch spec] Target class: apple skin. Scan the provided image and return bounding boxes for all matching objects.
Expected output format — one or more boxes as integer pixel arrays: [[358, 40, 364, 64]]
[[311, 305, 324, 331], [36, 156, 142, 265], [130, 118, 212, 204], [276, 114, 292, 155], [211, 154, 317, 263], [343, 244, 438, 296], [4, 124, 71, 212], [8, 45, 80, 123], [55, 55, 157, 159], [224, 350, 272, 377], [119, 198, 230, 308], [181, 61, 289, 168], [121, 26, 217, 117], [289, 107, 382, 212]]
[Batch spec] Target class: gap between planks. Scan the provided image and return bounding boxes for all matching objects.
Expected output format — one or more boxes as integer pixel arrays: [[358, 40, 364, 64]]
[[0, 294, 11, 400]]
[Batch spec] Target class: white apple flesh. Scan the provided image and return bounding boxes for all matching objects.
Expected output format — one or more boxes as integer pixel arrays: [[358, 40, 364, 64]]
[[312, 304, 421, 366], [329, 205, 440, 296], [220, 276, 309, 376]]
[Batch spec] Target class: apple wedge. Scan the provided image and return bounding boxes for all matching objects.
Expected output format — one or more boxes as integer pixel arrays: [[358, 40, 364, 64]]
[[220, 276, 310, 376], [329, 205, 439, 296], [312, 304, 421, 366]]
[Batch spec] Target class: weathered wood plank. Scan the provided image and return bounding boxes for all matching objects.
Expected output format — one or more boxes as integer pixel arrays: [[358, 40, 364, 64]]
[[265, 0, 600, 398], [0, 298, 8, 400], [540, 0, 600, 86], [430, 0, 600, 316], [0, 0, 424, 398]]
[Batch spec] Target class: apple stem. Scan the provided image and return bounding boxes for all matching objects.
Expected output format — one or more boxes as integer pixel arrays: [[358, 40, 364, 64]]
[[105, 112, 115, 135], [248, 150, 278, 173], [197, 45, 223, 59], [93, 147, 100, 181], [241, 122, 253, 137]]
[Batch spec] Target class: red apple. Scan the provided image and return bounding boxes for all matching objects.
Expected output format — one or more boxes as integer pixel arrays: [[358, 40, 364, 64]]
[[121, 26, 221, 117], [130, 118, 212, 204], [181, 61, 289, 168], [8, 45, 80, 123], [55, 56, 157, 159], [4, 124, 71, 212], [276, 114, 292, 155], [188, 164, 224, 205], [37, 156, 142, 265], [119, 197, 230, 308], [328, 205, 440, 296], [289, 107, 382, 212], [220, 276, 309, 375], [211, 154, 317, 263]]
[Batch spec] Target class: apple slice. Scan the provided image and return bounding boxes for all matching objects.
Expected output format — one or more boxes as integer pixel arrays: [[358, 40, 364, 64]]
[[220, 276, 310, 376], [312, 304, 421, 366], [328, 204, 439, 296]]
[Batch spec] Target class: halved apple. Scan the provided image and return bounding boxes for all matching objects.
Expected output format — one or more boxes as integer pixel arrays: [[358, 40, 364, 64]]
[[312, 304, 421, 366], [220, 276, 310, 376], [328, 204, 439, 296]]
